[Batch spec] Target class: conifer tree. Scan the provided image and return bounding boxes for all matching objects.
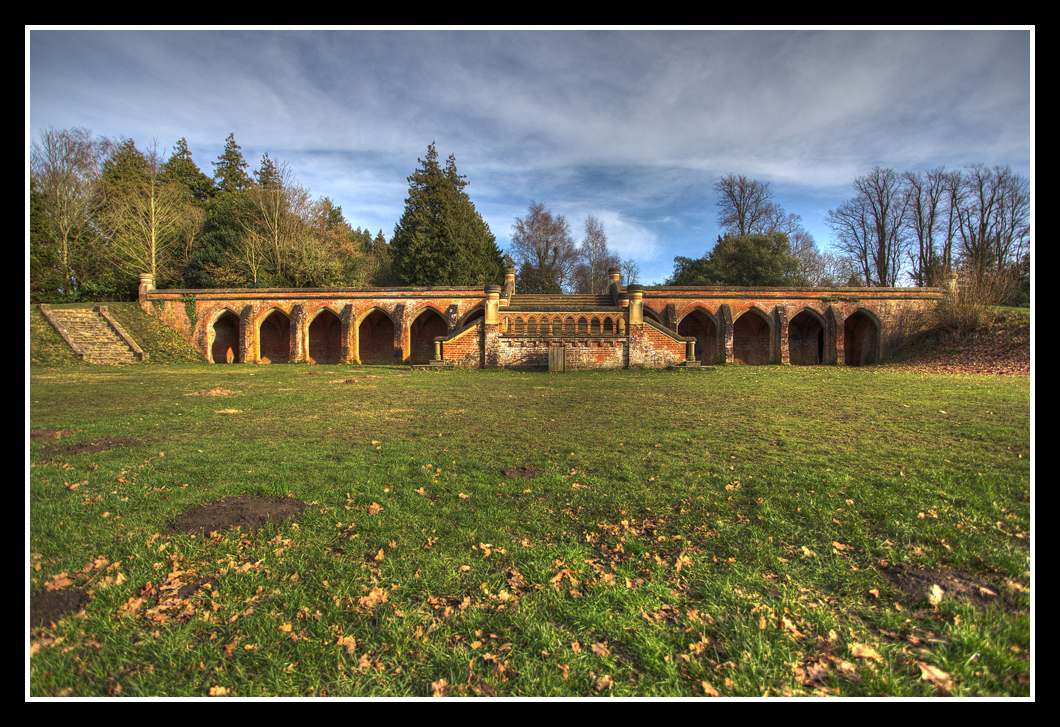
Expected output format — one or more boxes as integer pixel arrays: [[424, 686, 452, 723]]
[[390, 142, 503, 286], [212, 133, 251, 194]]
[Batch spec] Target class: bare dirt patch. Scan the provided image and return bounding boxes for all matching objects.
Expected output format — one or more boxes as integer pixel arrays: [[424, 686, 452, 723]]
[[882, 564, 1017, 612], [30, 586, 89, 629], [185, 387, 240, 396], [40, 436, 142, 458], [30, 427, 75, 442], [168, 495, 307, 536]]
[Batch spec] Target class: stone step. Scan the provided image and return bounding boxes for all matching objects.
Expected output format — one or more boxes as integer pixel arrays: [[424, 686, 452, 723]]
[[40, 306, 143, 365]]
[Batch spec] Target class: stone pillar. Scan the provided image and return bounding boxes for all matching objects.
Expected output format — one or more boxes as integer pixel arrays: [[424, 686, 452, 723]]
[[502, 267, 516, 302], [485, 285, 501, 325], [718, 304, 734, 364], [290, 304, 307, 363], [340, 304, 355, 363], [944, 272, 959, 297], [484, 285, 501, 369], [627, 285, 643, 325], [138, 274, 156, 315], [774, 305, 789, 365]]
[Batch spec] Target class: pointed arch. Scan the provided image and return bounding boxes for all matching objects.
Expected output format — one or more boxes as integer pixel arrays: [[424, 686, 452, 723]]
[[732, 307, 772, 365], [357, 307, 396, 364], [307, 307, 342, 364], [258, 308, 291, 363], [788, 308, 826, 366], [409, 306, 448, 364], [844, 308, 881, 366], [210, 308, 242, 364], [678, 307, 720, 365]]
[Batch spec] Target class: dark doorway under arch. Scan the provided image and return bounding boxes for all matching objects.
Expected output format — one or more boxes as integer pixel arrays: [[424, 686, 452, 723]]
[[677, 309, 719, 365], [788, 310, 824, 365], [733, 310, 771, 365], [844, 311, 879, 366], [358, 310, 395, 364], [211, 311, 241, 364], [259, 310, 291, 363], [409, 308, 447, 364], [308, 309, 342, 364]]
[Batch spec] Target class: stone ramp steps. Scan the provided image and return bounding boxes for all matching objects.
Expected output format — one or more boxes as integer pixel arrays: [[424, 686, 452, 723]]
[[506, 293, 618, 311], [39, 305, 144, 365]]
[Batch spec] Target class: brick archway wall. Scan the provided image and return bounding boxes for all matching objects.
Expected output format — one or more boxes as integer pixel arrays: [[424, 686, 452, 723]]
[[308, 308, 342, 364], [358, 309, 396, 364]]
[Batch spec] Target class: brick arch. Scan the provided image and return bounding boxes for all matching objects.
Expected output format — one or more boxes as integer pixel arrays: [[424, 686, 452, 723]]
[[307, 307, 343, 364], [356, 307, 396, 364], [844, 308, 881, 366], [209, 308, 242, 364], [459, 305, 485, 329], [677, 306, 720, 365], [788, 308, 826, 366], [732, 307, 772, 365], [257, 308, 292, 363], [409, 306, 449, 364]]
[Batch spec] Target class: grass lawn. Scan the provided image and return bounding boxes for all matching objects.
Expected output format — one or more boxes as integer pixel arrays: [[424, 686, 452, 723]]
[[29, 357, 1031, 696]]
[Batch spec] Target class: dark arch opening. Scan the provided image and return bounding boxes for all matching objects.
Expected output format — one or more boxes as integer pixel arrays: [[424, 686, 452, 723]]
[[733, 309, 771, 365], [211, 311, 241, 364], [844, 311, 879, 366], [410, 308, 448, 364], [308, 309, 342, 365], [259, 310, 291, 363], [358, 309, 395, 364], [788, 310, 825, 365], [677, 309, 719, 365]]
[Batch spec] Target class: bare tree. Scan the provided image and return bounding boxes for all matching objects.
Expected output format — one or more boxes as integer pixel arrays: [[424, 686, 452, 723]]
[[903, 167, 956, 286], [621, 257, 641, 286], [509, 201, 579, 294], [714, 173, 775, 237], [95, 139, 200, 282], [572, 215, 620, 294], [826, 167, 909, 287], [30, 127, 110, 296], [954, 165, 1030, 280]]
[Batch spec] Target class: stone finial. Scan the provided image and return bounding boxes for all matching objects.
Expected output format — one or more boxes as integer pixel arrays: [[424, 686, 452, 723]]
[[944, 272, 959, 295]]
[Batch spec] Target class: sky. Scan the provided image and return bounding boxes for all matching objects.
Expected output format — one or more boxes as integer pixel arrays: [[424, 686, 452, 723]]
[[27, 27, 1033, 286]]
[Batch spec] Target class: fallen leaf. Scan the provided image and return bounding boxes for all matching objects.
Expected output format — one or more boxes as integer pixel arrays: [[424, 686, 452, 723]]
[[916, 662, 954, 694], [701, 680, 720, 697], [367, 502, 382, 515], [851, 643, 883, 663], [928, 583, 944, 607]]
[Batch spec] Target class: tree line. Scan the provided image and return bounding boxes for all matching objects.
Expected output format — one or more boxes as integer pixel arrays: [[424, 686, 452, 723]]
[[29, 129, 637, 302], [30, 129, 397, 302], [666, 168, 1030, 306], [30, 126, 1029, 306]]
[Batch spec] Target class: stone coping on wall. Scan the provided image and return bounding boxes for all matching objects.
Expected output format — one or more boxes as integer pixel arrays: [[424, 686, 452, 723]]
[[145, 286, 486, 300], [641, 286, 946, 299]]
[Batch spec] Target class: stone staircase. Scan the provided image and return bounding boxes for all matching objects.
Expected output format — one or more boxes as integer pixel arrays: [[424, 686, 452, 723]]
[[39, 305, 145, 365], [505, 293, 619, 311]]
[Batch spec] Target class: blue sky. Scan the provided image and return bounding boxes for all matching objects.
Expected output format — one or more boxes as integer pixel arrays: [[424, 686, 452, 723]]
[[28, 27, 1033, 286]]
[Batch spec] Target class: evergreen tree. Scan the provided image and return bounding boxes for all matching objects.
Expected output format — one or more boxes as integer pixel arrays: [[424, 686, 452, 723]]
[[160, 138, 216, 205], [390, 143, 503, 286], [666, 232, 800, 287], [212, 133, 251, 194]]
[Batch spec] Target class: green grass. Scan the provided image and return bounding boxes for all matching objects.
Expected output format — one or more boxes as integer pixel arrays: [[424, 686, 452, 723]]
[[28, 360, 1030, 697]]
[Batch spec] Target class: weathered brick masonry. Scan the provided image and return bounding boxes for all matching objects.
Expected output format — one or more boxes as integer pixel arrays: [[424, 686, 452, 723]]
[[138, 268, 947, 369]]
